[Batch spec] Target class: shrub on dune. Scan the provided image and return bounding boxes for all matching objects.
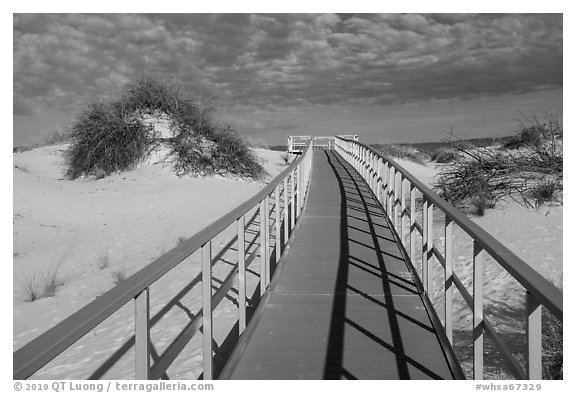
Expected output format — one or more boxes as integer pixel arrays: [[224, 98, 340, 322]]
[[65, 74, 263, 180], [65, 100, 155, 179]]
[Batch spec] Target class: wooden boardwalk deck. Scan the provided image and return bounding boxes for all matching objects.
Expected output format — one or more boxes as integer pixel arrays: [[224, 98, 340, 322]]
[[221, 150, 456, 380]]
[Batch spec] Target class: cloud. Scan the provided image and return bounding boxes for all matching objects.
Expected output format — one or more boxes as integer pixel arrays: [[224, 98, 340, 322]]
[[13, 13, 562, 119]]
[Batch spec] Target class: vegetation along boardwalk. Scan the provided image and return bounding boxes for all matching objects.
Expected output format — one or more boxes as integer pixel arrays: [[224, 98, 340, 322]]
[[221, 150, 460, 379]]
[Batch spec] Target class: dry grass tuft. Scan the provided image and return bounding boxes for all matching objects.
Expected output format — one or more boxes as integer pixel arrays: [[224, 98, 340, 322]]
[[21, 265, 63, 302]]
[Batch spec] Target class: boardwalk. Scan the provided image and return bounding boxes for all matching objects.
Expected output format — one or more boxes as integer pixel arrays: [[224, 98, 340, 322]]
[[14, 138, 562, 380], [221, 150, 456, 380]]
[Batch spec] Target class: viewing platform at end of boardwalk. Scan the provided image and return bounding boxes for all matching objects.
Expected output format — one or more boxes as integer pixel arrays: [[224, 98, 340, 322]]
[[221, 150, 457, 380]]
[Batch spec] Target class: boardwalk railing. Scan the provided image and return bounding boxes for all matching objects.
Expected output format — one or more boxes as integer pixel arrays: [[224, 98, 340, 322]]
[[13, 142, 314, 380], [287, 134, 358, 153], [335, 136, 563, 380]]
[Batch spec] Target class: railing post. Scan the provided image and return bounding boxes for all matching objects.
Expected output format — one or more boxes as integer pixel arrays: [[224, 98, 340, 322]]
[[366, 151, 371, 186], [394, 171, 401, 231], [359, 148, 364, 177], [364, 149, 368, 179], [290, 169, 296, 230], [473, 240, 484, 380], [422, 198, 428, 293], [409, 184, 416, 263], [376, 158, 382, 202], [201, 241, 213, 380], [526, 291, 542, 379], [426, 201, 434, 295], [400, 177, 407, 247], [389, 166, 395, 222], [445, 216, 454, 344], [275, 186, 281, 264], [371, 153, 376, 192], [382, 162, 389, 212], [265, 194, 271, 286], [237, 215, 246, 334], [259, 199, 267, 296], [368, 152, 372, 187], [134, 288, 150, 379], [296, 165, 301, 214], [284, 178, 289, 240]]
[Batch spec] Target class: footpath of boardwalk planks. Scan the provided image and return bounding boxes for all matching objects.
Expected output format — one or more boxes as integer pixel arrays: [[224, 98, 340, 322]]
[[220, 150, 457, 380]]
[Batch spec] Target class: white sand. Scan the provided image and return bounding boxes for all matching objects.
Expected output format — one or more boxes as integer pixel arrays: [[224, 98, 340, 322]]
[[13, 150, 561, 379], [394, 158, 563, 288], [13, 143, 290, 379], [395, 158, 562, 378]]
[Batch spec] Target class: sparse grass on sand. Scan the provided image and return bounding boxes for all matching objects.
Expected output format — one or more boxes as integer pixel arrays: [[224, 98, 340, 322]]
[[376, 144, 429, 166], [97, 251, 110, 270], [20, 265, 63, 302], [111, 266, 128, 285]]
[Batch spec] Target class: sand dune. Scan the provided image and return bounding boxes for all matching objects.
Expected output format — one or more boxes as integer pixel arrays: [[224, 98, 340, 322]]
[[13, 148, 561, 379], [13, 144, 290, 378]]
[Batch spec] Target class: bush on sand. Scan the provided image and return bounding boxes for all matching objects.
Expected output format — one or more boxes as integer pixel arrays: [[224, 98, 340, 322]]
[[434, 113, 562, 214], [65, 74, 263, 180]]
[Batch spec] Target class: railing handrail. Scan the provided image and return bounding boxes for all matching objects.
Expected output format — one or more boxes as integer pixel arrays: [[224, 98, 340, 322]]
[[335, 136, 562, 319], [13, 142, 313, 380]]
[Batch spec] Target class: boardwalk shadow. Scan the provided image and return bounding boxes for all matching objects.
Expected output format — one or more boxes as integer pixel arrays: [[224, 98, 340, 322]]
[[87, 206, 291, 380], [322, 151, 452, 380]]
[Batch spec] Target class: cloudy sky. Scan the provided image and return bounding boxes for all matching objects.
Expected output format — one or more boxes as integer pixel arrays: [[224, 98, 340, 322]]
[[13, 13, 563, 146]]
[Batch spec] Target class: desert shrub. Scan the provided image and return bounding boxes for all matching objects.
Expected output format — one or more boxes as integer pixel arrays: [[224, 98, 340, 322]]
[[65, 75, 263, 180], [434, 114, 562, 212], [378, 144, 428, 165], [502, 125, 544, 150], [431, 148, 459, 163], [66, 100, 155, 179], [123, 73, 183, 115], [210, 126, 263, 178], [529, 181, 559, 207], [21, 265, 63, 302], [434, 147, 514, 211], [167, 124, 263, 179], [468, 195, 495, 216]]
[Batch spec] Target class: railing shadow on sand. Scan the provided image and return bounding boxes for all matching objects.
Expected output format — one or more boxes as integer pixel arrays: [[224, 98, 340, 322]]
[[334, 136, 562, 380], [13, 143, 314, 380]]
